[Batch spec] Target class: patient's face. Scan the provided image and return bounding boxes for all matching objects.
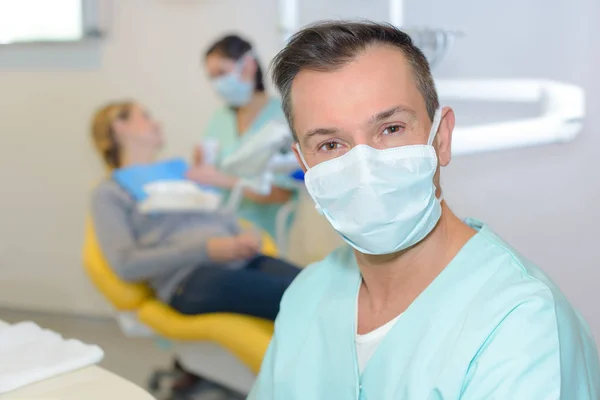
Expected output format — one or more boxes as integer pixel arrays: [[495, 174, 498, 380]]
[[116, 104, 164, 150], [290, 45, 433, 168]]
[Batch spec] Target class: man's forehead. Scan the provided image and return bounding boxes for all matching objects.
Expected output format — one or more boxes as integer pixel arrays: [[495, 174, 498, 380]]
[[289, 45, 422, 135], [292, 45, 411, 88]]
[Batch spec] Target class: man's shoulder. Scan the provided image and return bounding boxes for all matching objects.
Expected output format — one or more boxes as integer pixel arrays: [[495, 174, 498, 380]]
[[472, 222, 597, 355], [287, 245, 352, 291], [475, 223, 564, 302], [280, 246, 353, 311], [472, 225, 561, 317]]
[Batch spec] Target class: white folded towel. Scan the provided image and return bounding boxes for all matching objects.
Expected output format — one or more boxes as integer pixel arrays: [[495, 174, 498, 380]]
[[138, 180, 223, 214], [0, 321, 105, 394]]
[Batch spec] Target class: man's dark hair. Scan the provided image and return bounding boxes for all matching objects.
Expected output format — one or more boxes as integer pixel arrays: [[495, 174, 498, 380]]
[[271, 21, 439, 136], [206, 34, 265, 92]]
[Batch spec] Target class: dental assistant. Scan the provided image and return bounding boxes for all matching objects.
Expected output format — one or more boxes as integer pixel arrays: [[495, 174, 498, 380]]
[[187, 35, 297, 239], [248, 21, 600, 399]]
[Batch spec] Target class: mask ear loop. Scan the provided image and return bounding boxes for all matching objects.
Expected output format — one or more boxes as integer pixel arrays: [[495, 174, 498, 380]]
[[427, 108, 444, 203], [427, 108, 443, 146], [295, 143, 325, 214], [295, 143, 310, 170], [235, 51, 255, 75]]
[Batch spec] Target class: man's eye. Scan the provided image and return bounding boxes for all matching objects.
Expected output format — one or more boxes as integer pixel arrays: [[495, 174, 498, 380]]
[[383, 125, 404, 135], [319, 142, 341, 151]]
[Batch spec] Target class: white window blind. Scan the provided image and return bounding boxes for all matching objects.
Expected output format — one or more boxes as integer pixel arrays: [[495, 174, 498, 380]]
[[0, 0, 100, 44]]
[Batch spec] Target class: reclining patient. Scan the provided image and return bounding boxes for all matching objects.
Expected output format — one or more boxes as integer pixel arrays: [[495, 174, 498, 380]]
[[90, 101, 300, 321]]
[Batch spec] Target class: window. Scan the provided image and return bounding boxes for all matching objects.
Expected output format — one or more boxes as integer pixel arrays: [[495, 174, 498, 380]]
[[0, 0, 100, 44]]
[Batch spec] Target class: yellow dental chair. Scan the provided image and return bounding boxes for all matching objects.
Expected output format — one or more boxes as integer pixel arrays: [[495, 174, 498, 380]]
[[83, 217, 277, 396]]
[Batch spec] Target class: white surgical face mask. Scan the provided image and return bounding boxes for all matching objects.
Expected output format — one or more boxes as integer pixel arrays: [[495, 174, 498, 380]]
[[211, 53, 254, 107], [298, 109, 444, 255]]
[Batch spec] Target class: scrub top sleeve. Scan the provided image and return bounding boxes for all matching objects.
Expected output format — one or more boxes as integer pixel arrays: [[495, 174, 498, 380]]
[[460, 292, 561, 400]]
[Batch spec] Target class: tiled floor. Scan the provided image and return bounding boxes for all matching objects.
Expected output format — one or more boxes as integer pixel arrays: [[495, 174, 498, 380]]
[[0, 308, 242, 399]]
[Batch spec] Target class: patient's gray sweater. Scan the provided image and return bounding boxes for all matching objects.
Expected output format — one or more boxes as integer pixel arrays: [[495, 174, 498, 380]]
[[91, 180, 245, 302]]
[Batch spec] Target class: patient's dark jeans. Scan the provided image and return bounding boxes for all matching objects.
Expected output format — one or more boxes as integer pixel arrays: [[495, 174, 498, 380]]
[[169, 256, 300, 321]]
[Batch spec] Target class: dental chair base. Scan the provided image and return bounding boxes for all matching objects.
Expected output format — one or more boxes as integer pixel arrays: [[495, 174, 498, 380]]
[[116, 313, 254, 396], [176, 342, 255, 394], [146, 343, 252, 399]]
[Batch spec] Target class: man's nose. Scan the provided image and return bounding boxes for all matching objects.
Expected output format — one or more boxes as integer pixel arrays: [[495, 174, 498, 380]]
[[350, 132, 386, 150]]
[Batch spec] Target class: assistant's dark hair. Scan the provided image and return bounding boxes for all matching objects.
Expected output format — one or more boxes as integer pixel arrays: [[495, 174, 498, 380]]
[[205, 34, 265, 92], [271, 21, 439, 133]]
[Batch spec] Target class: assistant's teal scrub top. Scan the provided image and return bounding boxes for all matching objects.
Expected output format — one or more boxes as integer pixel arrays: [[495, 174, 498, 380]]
[[203, 97, 297, 238], [249, 219, 600, 399]]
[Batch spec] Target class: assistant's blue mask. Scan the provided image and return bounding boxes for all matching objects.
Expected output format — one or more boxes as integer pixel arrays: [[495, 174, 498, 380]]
[[212, 54, 254, 107]]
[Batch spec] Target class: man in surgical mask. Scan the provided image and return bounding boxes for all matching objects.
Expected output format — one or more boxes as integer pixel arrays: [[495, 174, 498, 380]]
[[247, 21, 600, 400]]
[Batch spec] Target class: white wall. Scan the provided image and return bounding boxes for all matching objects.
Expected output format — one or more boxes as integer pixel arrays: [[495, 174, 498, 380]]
[[0, 0, 598, 349]]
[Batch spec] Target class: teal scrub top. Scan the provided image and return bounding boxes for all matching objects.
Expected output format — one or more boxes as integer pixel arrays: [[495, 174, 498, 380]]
[[249, 219, 600, 399], [203, 97, 297, 238]]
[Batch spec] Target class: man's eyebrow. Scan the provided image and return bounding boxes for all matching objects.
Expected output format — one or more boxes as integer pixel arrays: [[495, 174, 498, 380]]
[[368, 106, 417, 124], [302, 127, 339, 146]]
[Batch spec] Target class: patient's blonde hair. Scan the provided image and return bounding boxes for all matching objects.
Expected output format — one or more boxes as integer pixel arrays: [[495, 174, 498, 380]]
[[91, 101, 135, 169]]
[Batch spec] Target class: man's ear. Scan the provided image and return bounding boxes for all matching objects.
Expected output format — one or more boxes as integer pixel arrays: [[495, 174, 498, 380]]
[[436, 106, 455, 167], [292, 142, 308, 173]]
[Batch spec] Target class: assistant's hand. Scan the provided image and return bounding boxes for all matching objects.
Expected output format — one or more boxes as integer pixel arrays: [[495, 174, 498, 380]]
[[206, 234, 260, 263], [207, 236, 246, 262], [186, 164, 237, 189], [236, 232, 262, 258], [192, 145, 204, 166]]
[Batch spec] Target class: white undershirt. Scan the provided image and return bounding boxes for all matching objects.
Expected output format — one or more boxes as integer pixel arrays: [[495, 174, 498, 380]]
[[355, 313, 401, 373]]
